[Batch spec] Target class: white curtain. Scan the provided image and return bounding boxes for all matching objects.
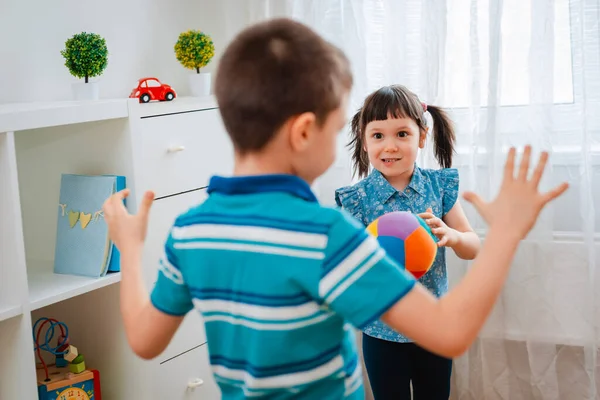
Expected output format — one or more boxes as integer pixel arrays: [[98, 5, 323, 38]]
[[218, 1, 600, 398]]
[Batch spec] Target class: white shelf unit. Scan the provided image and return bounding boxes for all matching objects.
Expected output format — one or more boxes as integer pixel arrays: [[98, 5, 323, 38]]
[[27, 260, 122, 311], [0, 305, 23, 321], [0, 99, 129, 133], [0, 96, 229, 399]]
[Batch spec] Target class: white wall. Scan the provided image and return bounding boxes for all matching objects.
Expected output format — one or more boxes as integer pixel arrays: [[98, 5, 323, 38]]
[[0, 0, 228, 104], [0, 0, 353, 204]]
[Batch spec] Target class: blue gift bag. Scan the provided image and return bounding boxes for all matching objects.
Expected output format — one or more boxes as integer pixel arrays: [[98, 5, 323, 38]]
[[53, 174, 126, 278]]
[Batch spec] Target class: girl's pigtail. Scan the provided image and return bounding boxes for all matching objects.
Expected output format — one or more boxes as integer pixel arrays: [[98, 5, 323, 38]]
[[348, 108, 370, 178], [426, 105, 456, 168]]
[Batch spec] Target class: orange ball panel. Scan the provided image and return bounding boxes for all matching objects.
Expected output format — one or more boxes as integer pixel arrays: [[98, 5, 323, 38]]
[[405, 226, 437, 274]]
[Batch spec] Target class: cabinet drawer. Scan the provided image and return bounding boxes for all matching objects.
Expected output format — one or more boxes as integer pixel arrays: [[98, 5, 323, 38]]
[[156, 343, 221, 400], [143, 188, 207, 288], [143, 188, 209, 361], [136, 107, 234, 198]]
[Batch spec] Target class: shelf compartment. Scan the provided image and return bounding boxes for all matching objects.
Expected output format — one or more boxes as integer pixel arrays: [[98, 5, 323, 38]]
[[27, 260, 121, 310], [0, 98, 128, 132], [0, 305, 23, 322]]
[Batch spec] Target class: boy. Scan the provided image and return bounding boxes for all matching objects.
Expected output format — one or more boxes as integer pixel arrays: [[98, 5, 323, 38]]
[[102, 17, 568, 399]]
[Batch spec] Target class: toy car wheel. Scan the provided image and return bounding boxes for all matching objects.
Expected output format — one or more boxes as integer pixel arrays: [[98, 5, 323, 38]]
[[140, 94, 151, 103], [165, 92, 175, 101]]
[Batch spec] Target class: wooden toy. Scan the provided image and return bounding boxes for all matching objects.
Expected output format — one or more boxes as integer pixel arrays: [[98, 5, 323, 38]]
[[55, 357, 68, 368], [37, 365, 101, 400], [129, 77, 176, 103], [55, 335, 70, 367], [69, 354, 86, 374], [33, 317, 102, 399], [64, 345, 78, 362]]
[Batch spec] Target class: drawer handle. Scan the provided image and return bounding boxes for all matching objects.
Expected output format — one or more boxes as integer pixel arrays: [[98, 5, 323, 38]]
[[167, 145, 186, 153], [187, 377, 204, 389]]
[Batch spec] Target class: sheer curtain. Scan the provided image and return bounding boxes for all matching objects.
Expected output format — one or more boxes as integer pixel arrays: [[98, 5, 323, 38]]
[[218, 1, 600, 398]]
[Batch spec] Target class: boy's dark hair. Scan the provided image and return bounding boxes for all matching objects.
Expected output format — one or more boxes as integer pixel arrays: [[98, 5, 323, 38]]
[[215, 18, 353, 154], [349, 85, 456, 178]]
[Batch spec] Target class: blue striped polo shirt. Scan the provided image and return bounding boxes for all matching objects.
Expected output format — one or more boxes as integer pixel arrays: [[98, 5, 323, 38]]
[[150, 174, 416, 399]]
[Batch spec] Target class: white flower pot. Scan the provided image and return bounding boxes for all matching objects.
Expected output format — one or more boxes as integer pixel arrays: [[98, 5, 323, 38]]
[[189, 72, 211, 97], [72, 82, 99, 101]]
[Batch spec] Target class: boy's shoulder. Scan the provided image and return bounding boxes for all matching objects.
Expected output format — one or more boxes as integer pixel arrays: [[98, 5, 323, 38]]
[[171, 190, 356, 234]]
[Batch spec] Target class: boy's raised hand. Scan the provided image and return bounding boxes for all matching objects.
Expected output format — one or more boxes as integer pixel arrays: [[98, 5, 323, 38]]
[[102, 189, 155, 254], [462, 146, 569, 240]]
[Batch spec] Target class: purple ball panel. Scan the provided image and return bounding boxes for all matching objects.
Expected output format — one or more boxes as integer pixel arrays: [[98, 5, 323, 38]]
[[377, 211, 420, 240]]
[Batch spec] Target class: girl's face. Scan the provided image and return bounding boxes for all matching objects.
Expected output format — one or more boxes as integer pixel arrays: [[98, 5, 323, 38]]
[[364, 115, 426, 180]]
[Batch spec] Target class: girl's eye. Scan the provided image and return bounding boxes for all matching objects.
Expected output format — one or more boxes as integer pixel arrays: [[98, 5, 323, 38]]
[[373, 133, 383, 139], [397, 131, 409, 138]]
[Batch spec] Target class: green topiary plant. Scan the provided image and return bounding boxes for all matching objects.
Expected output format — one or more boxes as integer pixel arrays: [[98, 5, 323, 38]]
[[61, 32, 108, 83], [174, 29, 215, 73]]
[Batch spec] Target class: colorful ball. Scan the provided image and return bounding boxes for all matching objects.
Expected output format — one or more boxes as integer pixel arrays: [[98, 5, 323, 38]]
[[367, 211, 438, 279]]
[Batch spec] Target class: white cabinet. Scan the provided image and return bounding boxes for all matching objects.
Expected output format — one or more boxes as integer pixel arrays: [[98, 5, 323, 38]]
[[142, 188, 220, 398], [0, 96, 231, 399], [0, 132, 27, 321], [133, 100, 229, 399], [142, 187, 207, 289], [157, 342, 221, 399], [134, 108, 233, 198], [143, 188, 211, 363]]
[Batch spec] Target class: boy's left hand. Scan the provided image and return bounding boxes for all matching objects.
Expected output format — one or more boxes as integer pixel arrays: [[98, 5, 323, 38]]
[[102, 189, 155, 254], [418, 208, 459, 247]]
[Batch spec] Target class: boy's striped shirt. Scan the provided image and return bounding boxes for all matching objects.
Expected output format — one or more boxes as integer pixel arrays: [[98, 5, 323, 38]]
[[150, 174, 416, 399]]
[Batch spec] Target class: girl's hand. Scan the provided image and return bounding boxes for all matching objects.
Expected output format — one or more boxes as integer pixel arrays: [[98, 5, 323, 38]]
[[418, 208, 459, 247]]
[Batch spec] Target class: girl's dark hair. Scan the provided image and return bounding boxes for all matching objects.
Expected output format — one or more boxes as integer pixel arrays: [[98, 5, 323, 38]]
[[349, 84, 456, 178]]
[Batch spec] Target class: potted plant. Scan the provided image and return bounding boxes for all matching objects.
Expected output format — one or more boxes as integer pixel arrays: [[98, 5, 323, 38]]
[[61, 32, 108, 101], [174, 29, 215, 97]]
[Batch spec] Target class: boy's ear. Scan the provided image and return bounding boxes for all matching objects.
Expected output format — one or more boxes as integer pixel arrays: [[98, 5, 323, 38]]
[[288, 112, 317, 152]]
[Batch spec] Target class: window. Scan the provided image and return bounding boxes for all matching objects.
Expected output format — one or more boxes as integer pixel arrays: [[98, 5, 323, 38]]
[[329, 0, 597, 235], [438, 0, 596, 235], [443, 0, 573, 108]]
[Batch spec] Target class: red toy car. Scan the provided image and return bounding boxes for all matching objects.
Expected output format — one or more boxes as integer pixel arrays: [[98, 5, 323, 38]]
[[129, 77, 176, 103]]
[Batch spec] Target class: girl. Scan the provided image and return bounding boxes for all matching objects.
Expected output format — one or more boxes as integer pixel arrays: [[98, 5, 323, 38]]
[[335, 85, 481, 399]]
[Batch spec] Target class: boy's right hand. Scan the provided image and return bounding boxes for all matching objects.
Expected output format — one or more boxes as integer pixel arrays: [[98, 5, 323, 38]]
[[462, 145, 569, 240], [103, 189, 155, 255]]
